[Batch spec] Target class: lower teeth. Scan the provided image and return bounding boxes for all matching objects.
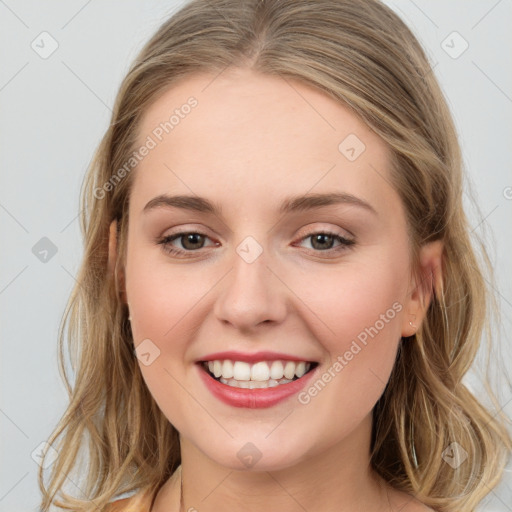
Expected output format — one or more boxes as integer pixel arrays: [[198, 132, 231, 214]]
[[217, 376, 296, 388]]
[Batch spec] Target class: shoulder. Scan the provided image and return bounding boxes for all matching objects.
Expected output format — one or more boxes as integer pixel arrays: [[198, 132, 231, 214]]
[[393, 499, 437, 511], [403, 503, 436, 512], [400, 498, 437, 511], [386, 487, 437, 511], [105, 487, 154, 512]]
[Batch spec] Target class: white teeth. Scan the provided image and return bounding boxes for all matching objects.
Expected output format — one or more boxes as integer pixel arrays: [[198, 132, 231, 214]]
[[233, 361, 251, 380], [283, 361, 296, 379], [221, 360, 234, 379], [219, 377, 294, 388], [295, 361, 306, 378], [213, 360, 222, 378], [251, 361, 270, 381], [249, 380, 267, 389], [270, 360, 284, 380], [204, 359, 313, 383]]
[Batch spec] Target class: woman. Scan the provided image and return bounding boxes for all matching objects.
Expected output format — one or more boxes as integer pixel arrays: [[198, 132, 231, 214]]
[[38, 1, 511, 511]]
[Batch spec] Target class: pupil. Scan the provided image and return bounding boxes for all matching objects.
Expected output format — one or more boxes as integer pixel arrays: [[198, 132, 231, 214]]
[[312, 234, 333, 250], [184, 233, 204, 249]]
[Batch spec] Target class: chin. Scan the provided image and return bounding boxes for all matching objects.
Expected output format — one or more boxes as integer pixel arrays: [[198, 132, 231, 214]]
[[198, 436, 311, 473]]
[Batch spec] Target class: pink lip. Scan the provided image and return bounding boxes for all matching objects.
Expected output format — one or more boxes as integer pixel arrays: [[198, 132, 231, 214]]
[[197, 362, 318, 409], [197, 350, 316, 363]]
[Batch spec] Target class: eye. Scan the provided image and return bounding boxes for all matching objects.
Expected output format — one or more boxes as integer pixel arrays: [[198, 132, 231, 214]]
[[157, 231, 218, 257], [156, 229, 355, 258], [296, 231, 355, 255]]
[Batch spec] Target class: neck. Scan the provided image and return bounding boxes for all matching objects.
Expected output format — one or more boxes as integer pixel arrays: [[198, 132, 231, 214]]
[[154, 413, 390, 512]]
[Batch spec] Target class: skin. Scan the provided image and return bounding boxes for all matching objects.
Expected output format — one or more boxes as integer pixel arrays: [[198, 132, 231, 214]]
[[108, 67, 442, 511]]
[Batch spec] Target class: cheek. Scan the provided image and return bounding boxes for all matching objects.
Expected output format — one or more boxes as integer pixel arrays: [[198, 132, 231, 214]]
[[124, 248, 205, 427], [289, 248, 408, 402], [296, 254, 406, 344], [125, 245, 208, 343]]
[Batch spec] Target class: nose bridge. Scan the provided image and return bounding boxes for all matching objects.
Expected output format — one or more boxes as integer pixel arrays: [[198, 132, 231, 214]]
[[213, 235, 286, 329]]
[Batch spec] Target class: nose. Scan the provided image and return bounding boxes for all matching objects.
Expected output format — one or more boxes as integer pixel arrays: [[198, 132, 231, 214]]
[[213, 242, 287, 333]]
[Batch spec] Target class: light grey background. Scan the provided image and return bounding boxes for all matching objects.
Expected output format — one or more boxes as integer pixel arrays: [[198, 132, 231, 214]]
[[1, 1, 511, 510]]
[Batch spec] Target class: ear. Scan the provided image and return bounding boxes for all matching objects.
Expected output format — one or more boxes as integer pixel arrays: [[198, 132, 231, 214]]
[[401, 240, 444, 337], [108, 219, 127, 303]]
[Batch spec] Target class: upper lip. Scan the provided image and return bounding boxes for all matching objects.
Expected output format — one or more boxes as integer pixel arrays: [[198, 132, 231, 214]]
[[197, 350, 318, 363]]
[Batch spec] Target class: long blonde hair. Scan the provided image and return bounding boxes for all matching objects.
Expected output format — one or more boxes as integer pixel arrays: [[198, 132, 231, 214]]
[[38, 1, 511, 510]]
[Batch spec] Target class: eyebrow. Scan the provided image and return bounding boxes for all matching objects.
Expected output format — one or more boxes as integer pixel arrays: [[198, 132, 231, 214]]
[[143, 192, 377, 216]]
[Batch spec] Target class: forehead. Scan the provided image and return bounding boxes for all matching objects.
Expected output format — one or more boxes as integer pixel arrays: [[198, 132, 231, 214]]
[[130, 67, 398, 217]]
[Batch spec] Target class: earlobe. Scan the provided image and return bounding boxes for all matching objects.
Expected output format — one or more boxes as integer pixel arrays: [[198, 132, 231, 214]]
[[401, 239, 444, 337]]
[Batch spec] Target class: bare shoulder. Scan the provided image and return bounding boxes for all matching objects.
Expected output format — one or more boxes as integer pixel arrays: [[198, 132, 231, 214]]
[[387, 487, 437, 511], [403, 502, 436, 512]]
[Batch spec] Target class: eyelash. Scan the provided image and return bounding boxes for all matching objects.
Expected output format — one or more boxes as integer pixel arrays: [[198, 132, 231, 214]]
[[157, 230, 355, 258]]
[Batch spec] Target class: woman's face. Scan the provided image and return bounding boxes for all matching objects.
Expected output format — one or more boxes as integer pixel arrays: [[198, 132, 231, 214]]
[[121, 67, 421, 471]]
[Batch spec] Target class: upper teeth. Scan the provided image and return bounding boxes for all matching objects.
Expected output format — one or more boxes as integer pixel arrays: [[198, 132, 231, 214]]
[[206, 360, 311, 381]]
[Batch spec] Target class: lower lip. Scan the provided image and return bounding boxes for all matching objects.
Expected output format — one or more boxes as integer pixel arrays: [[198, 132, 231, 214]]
[[197, 363, 318, 408]]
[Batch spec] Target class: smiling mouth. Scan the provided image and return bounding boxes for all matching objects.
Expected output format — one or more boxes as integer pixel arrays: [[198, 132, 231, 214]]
[[199, 359, 319, 389]]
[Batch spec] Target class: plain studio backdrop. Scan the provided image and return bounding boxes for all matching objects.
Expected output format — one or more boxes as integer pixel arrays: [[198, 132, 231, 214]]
[[0, 1, 511, 510]]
